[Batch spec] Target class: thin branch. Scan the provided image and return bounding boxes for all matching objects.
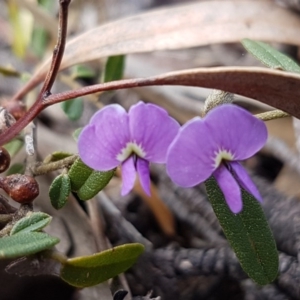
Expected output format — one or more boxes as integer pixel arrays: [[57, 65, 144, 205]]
[[39, 0, 70, 98]]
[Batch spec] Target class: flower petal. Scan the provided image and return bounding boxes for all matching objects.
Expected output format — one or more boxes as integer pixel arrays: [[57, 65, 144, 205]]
[[166, 117, 217, 187], [213, 164, 242, 214], [121, 156, 136, 196], [129, 101, 179, 163], [78, 104, 130, 170], [230, 161, 263, 203], [136, 158, 150, 196], [204, 104, 267, 160]]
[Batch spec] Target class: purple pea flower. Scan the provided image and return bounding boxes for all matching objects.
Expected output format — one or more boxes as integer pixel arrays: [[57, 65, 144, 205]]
[[166, 104, 267, 214], [78, 101, 180, 196]]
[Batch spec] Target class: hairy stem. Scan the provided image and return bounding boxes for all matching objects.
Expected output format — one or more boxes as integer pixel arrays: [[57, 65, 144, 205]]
[[31, 154, 78, 176]]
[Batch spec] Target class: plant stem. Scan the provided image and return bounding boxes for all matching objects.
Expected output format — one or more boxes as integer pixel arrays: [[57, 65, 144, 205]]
[[31, 154, 78, 176], [39, 0, 70, 98]]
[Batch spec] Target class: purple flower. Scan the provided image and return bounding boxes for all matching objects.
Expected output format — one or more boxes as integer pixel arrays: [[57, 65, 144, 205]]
[[78, 101, 180, 196], [166, 104, 267, 214]]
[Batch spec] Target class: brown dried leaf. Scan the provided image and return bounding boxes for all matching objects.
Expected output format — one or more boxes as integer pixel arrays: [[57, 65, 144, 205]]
[[60, 0, 300, 69], [15, 0, 300, 99]]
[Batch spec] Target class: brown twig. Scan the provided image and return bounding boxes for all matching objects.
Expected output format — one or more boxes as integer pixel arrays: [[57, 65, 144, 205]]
[[39, 0, 70, 98]]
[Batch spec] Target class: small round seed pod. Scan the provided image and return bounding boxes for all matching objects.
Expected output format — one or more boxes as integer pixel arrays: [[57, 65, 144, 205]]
[[0, 147, 11, 173], [0, 174, 39, 204]]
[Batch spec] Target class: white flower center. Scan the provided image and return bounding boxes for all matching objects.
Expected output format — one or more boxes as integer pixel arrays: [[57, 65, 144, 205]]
[[116, 142, 146, 162], [213, 149, 234, 168]]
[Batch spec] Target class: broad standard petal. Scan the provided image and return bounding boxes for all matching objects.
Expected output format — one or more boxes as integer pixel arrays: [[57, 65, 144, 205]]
[[136, 158, 151, 196], [230, 161, 263, 203], [166, 117, 217, 187], [204, 105, 267, 160], [78, 104, 130, 170], [121, 156, 136, 196], [213, 164, 243, 214], [129, 101, 180, 163]]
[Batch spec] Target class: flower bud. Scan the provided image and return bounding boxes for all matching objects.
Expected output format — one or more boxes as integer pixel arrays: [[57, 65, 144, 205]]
[[0, 147, 11, 173], [1, 174, 39, 204]]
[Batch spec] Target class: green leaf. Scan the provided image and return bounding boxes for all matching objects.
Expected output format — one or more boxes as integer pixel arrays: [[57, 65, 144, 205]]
[[61, 98, 83, 121], [4, 139, 23, 157], [68, 158, 115, 200], [71, 65, 96, 79], [44, 151, 73, 163], [0, 65, 20, 77], [0, 232, 59, 259], [242, 39, 300, 73], [49, 174, 71, 210], [72, 128, 82, 142], [60, 243, 144, 288], [205, 177, 278, 285], [31, 27, 48, 58], [6, 163, 25, 175], [10, 212, 52, 235], [103, 55, 125, 82]]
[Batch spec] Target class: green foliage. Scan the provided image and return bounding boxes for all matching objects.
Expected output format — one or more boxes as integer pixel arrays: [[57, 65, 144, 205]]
[[71, 65, 96, 79], [60, 243, 144, 288], [0, 232, 59, 259], [6, 163, 25, 175], [242, 39, 300, 73], [68, 158, 115, 200], [4, 139, 23, 157], [49, 174, 71, 210], [10, 212, 52, 235], [0, 65, 20, 77], [44, 151, 73, 163], [72, 128, 82, 141], [103, 55, 125, 82], [61, 98, 83, 121], [205, 177, 278, 285]]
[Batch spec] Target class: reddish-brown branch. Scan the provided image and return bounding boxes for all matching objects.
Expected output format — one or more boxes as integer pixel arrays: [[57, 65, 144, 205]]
[[39, 0, 70, 97], [44, 78, 155, 104], [0, 77, 149, 145]]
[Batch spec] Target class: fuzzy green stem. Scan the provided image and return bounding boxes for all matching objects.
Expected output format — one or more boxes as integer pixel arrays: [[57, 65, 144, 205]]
[[32, 154, 78, 176]]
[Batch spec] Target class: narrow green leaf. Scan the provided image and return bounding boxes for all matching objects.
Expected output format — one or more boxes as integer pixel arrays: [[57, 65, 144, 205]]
[[68, 158, 115, 200], [103, 55, 125, 82], [0, 232, 59, 259], [61, 98, 83, 121], [49, 174, 71, 210], [31, 27, 48, 58], [43, 151, 73, 163], [71, 65, 96, 79], [8, 1, 30, 58], [72, 128, 82, 142], [242, 39, 300, 73], [60, 243, 144, 288], [205, 177, 278, 285], [6, 163, 25, 175], [4, 139, 23, 157], [10, 212, 52, 235], [0, 65, 20, 77]]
